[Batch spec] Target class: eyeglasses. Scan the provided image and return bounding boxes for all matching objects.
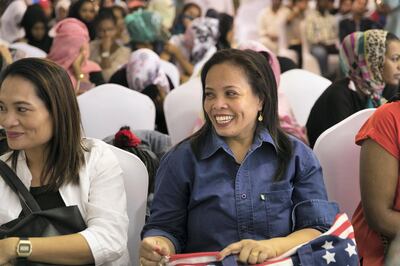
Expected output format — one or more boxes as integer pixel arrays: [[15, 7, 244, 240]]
[[183, 14, 196, 21]]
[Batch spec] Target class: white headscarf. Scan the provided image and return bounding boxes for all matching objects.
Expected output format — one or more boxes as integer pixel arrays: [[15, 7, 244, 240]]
[[126, 48, 170, 94], [185, 17, 219, 64], [0, 0, 27, 43]]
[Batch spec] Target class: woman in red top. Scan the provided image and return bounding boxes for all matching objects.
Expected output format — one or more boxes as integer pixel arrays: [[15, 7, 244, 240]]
[[353, 37, 400, 266]]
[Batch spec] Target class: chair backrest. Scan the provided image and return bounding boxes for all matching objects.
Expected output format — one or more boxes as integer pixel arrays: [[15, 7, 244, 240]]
[[9, 42, 47, 58], [160, 59, 180, 88], [108, 144, 148, 266], [279, 69, 331, 126], [190, 46, 216, 80], [164, 77, 203, 145], [313, 108, 376, 218], [78, 84, 156, 139]]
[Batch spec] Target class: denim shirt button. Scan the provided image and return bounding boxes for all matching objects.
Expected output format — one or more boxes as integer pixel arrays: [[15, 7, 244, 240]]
[[241, 193, 247, 199]]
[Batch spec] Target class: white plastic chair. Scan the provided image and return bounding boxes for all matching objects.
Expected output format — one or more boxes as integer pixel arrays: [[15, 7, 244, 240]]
[[279, 69, 331, 126], [108, 144, 148, 266], [9, 42, 47, 58], [313, 108, 376, 218], [164, 77, 203, 145], [160, 59, 180, 88], [190, 47, 216, 80], [78, 84, 156, 139]]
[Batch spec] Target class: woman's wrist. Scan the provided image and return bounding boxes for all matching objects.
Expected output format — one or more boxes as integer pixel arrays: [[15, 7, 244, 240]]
[[3, 237, 19, 261], [156, 236, 176, 255]]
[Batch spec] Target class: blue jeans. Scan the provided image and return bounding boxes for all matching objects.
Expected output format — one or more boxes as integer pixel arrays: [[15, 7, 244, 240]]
[[310, 44, 338, 78]]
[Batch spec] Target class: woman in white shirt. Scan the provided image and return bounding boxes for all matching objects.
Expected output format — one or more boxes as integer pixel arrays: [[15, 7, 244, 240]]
[[0, 58, 129, 265]]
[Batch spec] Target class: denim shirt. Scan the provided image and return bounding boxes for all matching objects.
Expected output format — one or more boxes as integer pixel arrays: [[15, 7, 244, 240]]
[[142, 127, 339, 253]]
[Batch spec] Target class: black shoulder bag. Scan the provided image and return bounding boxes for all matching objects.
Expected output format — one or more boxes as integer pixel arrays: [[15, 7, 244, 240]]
[[0, 160, 94, 266]]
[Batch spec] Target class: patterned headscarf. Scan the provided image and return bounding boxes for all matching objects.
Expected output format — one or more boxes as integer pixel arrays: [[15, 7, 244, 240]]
[[185, 17, 219, 64], [47, 18, 100, 88], [126, 48, 170, 93], [339, 29, 388, 107]]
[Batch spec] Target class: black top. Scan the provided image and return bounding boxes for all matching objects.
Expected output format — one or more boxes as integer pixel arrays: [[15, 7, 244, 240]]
[[89, 71, 105, 86], [109, 67, 129, 88], [14, 186, 66, 222], [30, 186, 66, 210], [306, 78, 397, 148], [339, 18, 380, 42], [277, 56, 298, 73]]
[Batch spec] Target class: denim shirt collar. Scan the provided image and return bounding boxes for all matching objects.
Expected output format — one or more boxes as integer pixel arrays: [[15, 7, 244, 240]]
[[199, 126, 278, 160]]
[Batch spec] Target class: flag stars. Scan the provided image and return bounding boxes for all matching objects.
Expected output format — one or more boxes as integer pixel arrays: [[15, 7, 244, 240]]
[[323, 251, 336, 264], [345, 243, 357, 257], [322, 241, 334, 250]]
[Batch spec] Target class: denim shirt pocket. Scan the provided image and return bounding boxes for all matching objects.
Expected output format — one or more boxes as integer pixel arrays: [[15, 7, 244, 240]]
[[263, 188, 294, 238]]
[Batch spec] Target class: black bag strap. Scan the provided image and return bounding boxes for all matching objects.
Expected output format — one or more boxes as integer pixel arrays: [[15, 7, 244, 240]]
[[0, 160, 41, 213]]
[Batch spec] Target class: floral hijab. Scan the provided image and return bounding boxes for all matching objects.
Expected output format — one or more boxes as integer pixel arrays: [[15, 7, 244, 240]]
[[126, 48, 170, 93], [339, 29, 388, 107], [185, 17, 219, 64]]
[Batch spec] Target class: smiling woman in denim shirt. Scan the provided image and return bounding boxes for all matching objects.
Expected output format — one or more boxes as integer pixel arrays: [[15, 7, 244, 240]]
[[140, 49, 339, 265]]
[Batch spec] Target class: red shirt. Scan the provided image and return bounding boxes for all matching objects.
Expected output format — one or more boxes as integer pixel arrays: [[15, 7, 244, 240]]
[[353, 101, 400, 266]]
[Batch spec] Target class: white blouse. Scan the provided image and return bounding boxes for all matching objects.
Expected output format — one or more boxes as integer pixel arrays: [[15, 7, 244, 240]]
[[0, 138, 129, 265]]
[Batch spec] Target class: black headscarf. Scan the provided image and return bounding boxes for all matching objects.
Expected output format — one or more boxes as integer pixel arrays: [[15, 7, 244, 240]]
[[68, 0, 96, 40], [20, 4, 53, 53]]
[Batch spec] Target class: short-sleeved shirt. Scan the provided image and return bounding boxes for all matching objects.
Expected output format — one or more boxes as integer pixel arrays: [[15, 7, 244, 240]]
[[352, 101, 400, 266], [142, 127, 339, 253]]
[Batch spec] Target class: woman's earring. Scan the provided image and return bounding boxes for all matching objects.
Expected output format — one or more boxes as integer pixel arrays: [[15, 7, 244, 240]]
[[258, 112, 263, 122]]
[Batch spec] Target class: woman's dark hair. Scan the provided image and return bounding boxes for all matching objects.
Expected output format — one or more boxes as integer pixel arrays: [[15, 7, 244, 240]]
[[205, 8, 219, 18], [171, 2, 202, 35], [68, 0, 96, 39], [386, 32, 400, 46], [20, 4, 53, 53], [190, 49, 292, 181], [384, 33, 400, 101], [68, 0, 92, 20], [0, 58, 85, 190], [94, 7, 117, 29], [216, 13, 233, 50], [20, 4, 49, 41]]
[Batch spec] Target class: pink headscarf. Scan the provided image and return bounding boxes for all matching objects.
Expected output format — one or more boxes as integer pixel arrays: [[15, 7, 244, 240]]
[[238, 40, 281, 87], [238, 41, 309, 144], [47, 18, 101, 88]]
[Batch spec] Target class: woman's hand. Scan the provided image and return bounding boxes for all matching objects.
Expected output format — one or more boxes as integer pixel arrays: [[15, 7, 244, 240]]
[[163, 42, 179, 57], [219, 229, 320, 264], [100, 36, 113, 54], [72, 46, 87, 79], [0, 45, 12, 65], [139, 236, 175, 266], [218, 239, 278, 265], [0, 238, 18, 265]]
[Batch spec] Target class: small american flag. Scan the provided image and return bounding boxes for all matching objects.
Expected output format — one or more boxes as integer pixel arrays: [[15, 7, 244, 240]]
[[166, 213, 359, 266]]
